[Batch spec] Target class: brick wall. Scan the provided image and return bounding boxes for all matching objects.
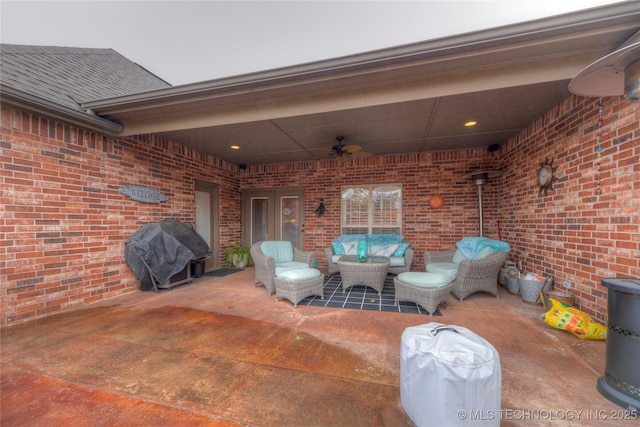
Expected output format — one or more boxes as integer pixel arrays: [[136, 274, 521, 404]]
[[2, 94, 638, 326], [500, 96, 639, 323], [242, 151, 504, 271], [241, 96, 639, 323], [1, 105, 242, 326]]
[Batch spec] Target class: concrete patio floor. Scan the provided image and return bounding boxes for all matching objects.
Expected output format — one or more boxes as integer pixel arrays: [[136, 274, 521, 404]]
[[1, 268, 629, 426]]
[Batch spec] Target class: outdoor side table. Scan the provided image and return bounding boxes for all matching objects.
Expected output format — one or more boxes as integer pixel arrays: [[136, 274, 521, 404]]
[[337, 255, 390, 295]]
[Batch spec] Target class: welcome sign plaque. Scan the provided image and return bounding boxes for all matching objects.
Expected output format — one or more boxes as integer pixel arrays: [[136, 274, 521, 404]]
[[119, 185, 168, 204]]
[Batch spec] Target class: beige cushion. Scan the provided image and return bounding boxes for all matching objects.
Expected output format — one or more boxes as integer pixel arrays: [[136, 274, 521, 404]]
[[277, 268, 322, 281], [452, 249, 467, 264], [473, 246, 494, 260], [397, 272, 450, 288], [426, 263, 458, 283], [389, 256, 405, 267], [275, 262, 313, 276]]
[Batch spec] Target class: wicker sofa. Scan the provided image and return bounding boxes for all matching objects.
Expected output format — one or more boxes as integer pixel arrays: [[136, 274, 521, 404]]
[[250, 241, 316, 295], [424, 237, 509, 302], [324, 234, 414, 275]]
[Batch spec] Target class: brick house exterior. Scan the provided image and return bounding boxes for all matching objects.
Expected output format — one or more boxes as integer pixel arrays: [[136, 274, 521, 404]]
[[2, 21, 639, 327], [3, 94, 638, 327]]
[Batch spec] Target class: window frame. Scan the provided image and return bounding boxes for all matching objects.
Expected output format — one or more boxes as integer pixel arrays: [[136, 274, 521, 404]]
[[340, 183, 402, 235]]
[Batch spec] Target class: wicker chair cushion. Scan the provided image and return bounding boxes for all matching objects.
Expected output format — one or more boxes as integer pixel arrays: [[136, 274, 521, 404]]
[[275, 261, 313, 276], [277, 267, 322, 281], [472, 246, 494, 260], [260, 241, 294, 263], [389, 256, 406, 267], [397, 272, 450, 288], [452, 246, 494, 264], [452, 249, 467, 264], [426, 263, 459, 283]]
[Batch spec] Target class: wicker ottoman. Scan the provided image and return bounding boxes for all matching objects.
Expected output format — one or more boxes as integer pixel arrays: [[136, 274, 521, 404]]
[[275, 268, 324, 307], [394, 272, 453, 316]]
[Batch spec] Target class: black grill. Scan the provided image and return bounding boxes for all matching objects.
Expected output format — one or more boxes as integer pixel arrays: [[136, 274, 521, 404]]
[[125, 219, 211, 291]]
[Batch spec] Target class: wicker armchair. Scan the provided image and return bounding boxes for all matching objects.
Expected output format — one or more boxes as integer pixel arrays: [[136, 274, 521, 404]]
[[424, 248, 508, 302], [250, 241, 316, 295]]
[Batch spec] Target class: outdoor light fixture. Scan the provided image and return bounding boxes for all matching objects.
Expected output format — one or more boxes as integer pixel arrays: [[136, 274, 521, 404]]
[[230, 145, 240, 150], [464, 121, 477, 127], [569, 30, 640, 102]]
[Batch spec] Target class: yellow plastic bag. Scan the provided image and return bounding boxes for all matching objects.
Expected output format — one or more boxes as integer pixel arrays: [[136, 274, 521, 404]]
[[543, 298, 607, 340]]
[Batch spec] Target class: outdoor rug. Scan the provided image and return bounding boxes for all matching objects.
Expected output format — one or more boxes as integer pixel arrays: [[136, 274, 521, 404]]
[[205, 268, 243, 277], [298, 275, 441, 316]]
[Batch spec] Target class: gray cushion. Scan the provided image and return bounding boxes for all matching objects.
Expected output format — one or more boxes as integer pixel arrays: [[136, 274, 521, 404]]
[[389, 256, 405, 267], [277, 268, 322, 280], [426, 263, 458, 283], [260, 241, 294, 263], [275, 261, 311, 276], [397, 272, 450, 288]]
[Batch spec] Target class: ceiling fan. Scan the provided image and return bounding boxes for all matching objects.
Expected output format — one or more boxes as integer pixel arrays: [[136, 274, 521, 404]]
[[318, 136, 373, 163]]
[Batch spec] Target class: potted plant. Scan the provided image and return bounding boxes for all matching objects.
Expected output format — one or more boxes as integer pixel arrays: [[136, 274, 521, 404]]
[[225, 242, 253, 268]]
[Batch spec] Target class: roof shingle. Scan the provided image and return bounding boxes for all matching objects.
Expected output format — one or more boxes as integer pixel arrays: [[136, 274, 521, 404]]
[[1, 44, 171, 112]]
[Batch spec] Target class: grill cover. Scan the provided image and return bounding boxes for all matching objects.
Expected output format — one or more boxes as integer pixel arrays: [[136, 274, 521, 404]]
[[125, 219, 211, 291], [401, 322, 501, 426]]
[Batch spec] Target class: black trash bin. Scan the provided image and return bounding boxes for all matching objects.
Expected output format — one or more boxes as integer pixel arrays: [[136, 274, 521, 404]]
[[597, 278, 640, 412]]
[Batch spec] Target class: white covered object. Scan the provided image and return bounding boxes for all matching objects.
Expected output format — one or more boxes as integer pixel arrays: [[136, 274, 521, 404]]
[[400, 322, 501, 426]]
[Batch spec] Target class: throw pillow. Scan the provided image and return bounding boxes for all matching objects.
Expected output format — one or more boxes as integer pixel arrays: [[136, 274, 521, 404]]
[[341, 242, 359, 255], [393, 242, 410, 257], [332, 242, 345, 255], [371, 244, 398, 257]]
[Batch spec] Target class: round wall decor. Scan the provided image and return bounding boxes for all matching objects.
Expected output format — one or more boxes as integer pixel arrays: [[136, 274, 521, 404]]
[[429, 194, 445, 209]]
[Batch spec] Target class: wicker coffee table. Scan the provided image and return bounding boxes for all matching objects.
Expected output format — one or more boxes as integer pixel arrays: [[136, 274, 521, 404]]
[[337, 255, 390, 295]]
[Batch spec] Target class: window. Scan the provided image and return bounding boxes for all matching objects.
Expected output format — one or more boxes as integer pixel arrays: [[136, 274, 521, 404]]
[[341, 184, 402, 235]]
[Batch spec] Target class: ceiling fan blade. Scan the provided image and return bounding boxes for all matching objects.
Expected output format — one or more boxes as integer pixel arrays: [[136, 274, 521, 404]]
[[313, 147, 335, 153], [342, 144, 362, 153], [352, 150, 373, 158]]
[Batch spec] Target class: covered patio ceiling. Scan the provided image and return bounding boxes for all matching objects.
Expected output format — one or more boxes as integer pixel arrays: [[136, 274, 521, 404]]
[[84, 3, 640, 166]]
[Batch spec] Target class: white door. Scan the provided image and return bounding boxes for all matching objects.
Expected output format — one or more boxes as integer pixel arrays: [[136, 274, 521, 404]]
[[195, 182, 219, 271]]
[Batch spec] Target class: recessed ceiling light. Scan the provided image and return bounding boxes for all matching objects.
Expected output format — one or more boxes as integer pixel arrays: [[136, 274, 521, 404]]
[[230, 145, 240, 150], [464, 121, 477, 127]]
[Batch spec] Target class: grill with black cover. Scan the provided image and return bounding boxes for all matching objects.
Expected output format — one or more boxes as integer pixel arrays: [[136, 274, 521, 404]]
[[125, 219, 211, 291]]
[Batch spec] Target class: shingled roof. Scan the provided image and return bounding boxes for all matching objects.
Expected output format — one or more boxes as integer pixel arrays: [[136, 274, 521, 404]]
[[0, 44, 171, 113]]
